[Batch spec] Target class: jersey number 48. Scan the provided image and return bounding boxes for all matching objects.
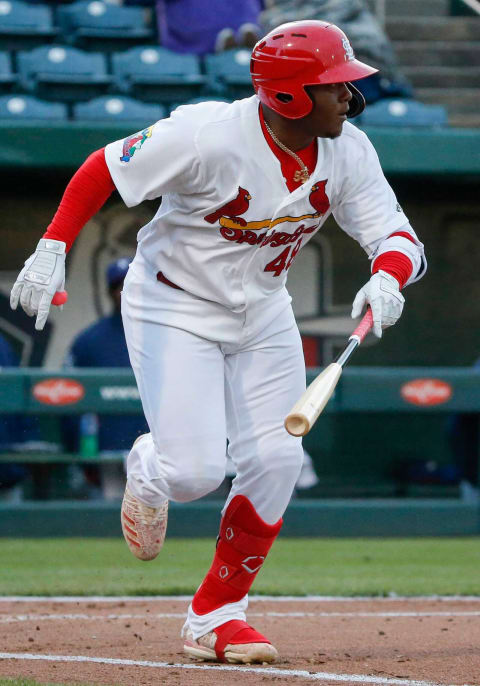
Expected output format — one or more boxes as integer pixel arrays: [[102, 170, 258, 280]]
[[264, 238, 303, 277]]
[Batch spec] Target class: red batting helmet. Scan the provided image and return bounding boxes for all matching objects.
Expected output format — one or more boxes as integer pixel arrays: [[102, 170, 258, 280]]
[[250, 20, 378, 119]]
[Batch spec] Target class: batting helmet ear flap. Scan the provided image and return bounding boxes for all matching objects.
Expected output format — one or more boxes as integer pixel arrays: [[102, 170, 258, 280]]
[[276, 93, 294, 104], [346, 82, 365, 118]]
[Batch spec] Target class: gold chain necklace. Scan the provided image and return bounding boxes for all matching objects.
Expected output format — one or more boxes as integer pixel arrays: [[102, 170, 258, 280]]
[[264, 120, 310, 184]]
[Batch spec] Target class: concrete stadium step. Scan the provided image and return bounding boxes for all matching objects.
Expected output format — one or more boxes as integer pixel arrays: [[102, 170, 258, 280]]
[[385, 0, 448, 16], [394, 41, 480, 66], [403, 66, 480, 88], [387, 17, 480, 41], [416, 87, 480, 113]]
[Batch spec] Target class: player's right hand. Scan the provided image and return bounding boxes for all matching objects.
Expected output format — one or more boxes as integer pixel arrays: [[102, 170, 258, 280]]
[[351, 269, 405, 339], [10, 238, 67, 331]]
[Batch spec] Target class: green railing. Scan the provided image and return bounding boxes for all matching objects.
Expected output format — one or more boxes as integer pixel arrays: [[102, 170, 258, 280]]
[[1, 367, 478, 533], [0, 367, 477, 415], [1, 122, 479, 176], [1, 368, 477, 490]]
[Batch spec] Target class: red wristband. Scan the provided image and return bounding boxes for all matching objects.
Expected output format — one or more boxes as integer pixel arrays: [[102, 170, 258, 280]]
[[372, 250, 413, 289]]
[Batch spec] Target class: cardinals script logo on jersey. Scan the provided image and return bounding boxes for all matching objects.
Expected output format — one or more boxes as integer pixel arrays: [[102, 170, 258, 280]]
[[204, 181, 330, 237], [204, 182, 330, 280]]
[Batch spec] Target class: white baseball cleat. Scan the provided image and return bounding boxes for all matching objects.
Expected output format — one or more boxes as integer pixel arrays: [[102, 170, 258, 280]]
[[182, 620, 278, 664], [121, 486, 168, 561]]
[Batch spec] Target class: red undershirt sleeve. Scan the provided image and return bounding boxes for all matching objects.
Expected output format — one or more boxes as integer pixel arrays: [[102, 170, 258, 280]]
[[43, 147, 116, 252], [371, 231, 416, 289]]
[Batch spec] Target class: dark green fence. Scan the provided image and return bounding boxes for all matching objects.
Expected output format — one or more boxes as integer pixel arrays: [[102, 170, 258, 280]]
[[1, 367, 479, 536], [1, 366, 478, 414], [1, 367, 478, 495]]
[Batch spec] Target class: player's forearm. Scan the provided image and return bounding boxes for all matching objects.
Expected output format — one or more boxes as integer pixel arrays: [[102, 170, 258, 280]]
[[43, 148, 116, 252]]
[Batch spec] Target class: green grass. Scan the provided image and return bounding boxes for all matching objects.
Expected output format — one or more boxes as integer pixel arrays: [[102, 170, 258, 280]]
[[0, 537, 479, 596]]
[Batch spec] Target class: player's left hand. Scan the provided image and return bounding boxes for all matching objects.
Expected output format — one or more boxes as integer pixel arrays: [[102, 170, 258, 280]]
[[351, 270, 404, 338]]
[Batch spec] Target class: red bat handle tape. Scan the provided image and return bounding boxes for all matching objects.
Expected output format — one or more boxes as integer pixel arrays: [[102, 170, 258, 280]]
[[350, 307, 373, 344]]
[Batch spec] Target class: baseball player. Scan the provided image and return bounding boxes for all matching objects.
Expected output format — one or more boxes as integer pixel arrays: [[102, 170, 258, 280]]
[[10, 20, 426, 664]]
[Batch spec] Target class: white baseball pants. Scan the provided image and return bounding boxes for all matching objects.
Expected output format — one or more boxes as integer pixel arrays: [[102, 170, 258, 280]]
[[121, 262, 306, 525]]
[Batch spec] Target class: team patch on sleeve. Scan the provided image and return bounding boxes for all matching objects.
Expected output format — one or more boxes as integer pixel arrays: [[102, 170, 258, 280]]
[[120, 125, 154, 163]]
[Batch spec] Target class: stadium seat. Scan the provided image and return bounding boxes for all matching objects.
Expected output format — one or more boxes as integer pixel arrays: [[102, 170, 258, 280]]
[[57, 1, 153, 52], [354, 73, 413, 105], [0, 51, 16, 93], [112, 46, 205, 104], [360, 98, 449, 127], [73, 95, 166, 123], [17, 45, 111, 102], [0, 0, 57, 51], [204, 49, 254, 99], [0, 94, 67, 119]]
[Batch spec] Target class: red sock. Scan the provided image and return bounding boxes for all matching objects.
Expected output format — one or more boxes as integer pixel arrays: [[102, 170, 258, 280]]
[[192, 495, 282, 615]]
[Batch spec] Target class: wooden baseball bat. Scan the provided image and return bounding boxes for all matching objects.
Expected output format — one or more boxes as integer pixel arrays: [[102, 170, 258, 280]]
[[284, 308, 374, 437]]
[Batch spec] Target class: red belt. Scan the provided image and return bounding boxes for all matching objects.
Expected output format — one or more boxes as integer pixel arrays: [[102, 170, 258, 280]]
[[156, 271, 184, 291]]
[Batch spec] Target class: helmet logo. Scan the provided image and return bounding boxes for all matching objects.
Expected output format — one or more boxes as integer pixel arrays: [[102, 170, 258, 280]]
[[342, 37, 354, 61]]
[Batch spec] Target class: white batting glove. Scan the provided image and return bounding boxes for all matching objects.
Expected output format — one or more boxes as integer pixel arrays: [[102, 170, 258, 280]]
[[10, 238, 66, 331], [351, 269, 405, 338]]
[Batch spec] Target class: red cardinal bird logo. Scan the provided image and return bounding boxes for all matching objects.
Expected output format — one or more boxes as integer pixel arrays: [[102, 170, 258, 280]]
[[204, 187, 252, 227], [309, 180, 330, 215]]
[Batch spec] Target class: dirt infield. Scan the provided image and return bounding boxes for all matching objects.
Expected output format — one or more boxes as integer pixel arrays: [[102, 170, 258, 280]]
[[0, 596, 479, 685]]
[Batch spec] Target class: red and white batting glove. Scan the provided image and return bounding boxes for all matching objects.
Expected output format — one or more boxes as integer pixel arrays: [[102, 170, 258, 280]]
[[10, 238, 67, 331], [351, 270, 405, 339]]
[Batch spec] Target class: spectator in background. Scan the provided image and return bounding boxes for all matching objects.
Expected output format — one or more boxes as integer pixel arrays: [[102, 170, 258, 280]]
[[259, 0, 413, 103], [155, 0, 264, 55], [63, 257, 149, 499], [0, 334, 29, 500], [448, 357, 480, 502]]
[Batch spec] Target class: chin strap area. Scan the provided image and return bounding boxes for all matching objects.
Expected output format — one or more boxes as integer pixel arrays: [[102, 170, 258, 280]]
[[192, 495, 282, 615]]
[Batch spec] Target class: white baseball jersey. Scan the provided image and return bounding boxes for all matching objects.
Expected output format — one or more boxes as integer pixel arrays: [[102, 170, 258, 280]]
[[105, 95, 421, 313]]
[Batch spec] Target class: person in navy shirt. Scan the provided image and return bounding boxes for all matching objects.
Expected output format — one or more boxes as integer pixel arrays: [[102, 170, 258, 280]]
[[67, 258, 135, 371], [448, 357, 480, 502], [0, 334, 29, 495]]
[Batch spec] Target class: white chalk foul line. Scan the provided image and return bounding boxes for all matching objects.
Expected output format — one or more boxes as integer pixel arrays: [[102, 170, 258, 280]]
[[2, 611, 480, 624], [1, 595, 480, 603], [0, 652, 473, 686]]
